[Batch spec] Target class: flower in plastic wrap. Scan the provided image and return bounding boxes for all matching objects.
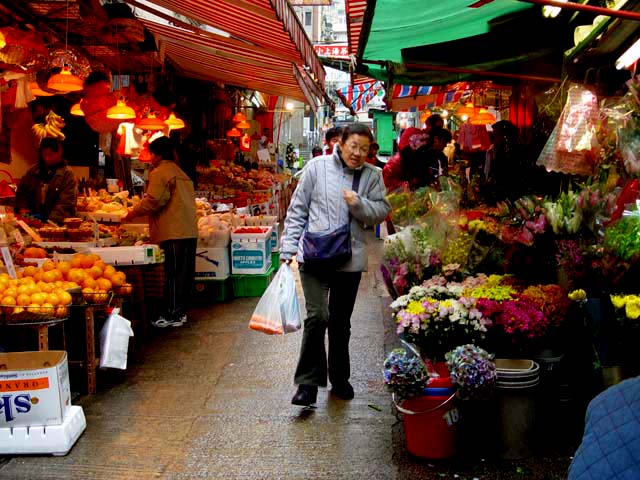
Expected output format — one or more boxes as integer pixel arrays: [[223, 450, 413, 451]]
[[446, 344, 496, 401], [604, 200, 640, 261], [383, 348, 428, 400]]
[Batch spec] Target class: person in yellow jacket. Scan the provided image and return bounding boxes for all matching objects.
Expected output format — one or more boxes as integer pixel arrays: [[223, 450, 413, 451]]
[[125, 136, 198, 328]]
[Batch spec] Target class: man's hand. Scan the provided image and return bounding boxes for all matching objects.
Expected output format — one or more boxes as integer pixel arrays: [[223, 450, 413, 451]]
[[123, 210, 135, 223], [343, 189, 359, 207], [280, 258, 293, 265]]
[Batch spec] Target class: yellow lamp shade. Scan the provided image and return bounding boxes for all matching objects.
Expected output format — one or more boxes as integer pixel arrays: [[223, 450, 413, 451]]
[[106, 99, 136, 120], [70, 101, 84, 116], [226, 127, 242, 137], [236, 119, 251, 129], [29, 82, 54, 97], [232, 112, 246, 122], [165, 113, 185, 130], [47, 66, 83, 93], [136, 113, 166, 131], [470, 108, 496, 126]]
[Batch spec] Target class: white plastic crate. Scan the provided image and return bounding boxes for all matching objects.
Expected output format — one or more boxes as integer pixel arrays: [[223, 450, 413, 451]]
[[0, 406, 85, 456], [89, 245, 159, 266]]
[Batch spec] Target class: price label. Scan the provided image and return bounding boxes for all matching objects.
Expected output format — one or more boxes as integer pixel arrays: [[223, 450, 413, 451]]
[[1, 246, 17, 279], [13, 230, 24, 247]]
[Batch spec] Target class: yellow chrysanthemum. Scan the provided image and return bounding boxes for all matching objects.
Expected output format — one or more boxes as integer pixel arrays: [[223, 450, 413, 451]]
[[406, 301, 425, 315], [487, 274, 504, 286], [625, 300, 640, 320], [610, 295, 627, 309], [568, 289, 587, 301]]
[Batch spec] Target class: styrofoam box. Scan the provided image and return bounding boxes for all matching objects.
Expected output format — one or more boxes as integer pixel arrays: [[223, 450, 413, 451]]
[[0, 406, 86, 456], [270, 223, 280, 253], [230, 226, 273, 275], [0, 351, 71, 429], [195, 247, 230, 280], [89, 245, 159, 266]]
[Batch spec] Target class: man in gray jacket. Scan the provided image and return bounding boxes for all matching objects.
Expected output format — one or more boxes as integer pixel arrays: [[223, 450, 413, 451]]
[[280, 123, 390, 406]]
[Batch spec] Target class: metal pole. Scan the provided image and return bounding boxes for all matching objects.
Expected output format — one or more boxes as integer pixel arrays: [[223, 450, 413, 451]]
[[518, 0, 640, 21]]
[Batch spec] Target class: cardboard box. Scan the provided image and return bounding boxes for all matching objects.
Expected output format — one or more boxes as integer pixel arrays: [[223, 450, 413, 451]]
[[230, 226, 272, 275], [0, 351, 71, 428], [195, 247, 230, 280]]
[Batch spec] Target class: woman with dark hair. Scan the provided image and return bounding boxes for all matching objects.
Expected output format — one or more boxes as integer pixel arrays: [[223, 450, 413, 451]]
[[126, 136, 198, 328], [280, 123, 390, 406], [15, 138, 77, 224]]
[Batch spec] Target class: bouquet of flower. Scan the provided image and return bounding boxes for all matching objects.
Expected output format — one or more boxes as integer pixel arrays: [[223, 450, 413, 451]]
[[383, 348, 429, 399], [604, 201, 640, 261], [610, 294, 640, 321], [446, 344, 496, 401], [520, 284, 571, 328], [544, 190, 583, 235], [576, 182, 617, 235]]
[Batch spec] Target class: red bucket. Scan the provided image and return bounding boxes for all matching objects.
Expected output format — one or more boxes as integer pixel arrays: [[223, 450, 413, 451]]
[[396, 391, 458, 459]]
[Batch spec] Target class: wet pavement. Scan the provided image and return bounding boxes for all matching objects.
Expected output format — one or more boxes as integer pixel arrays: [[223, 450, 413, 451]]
[[0, 235, 572, 479]]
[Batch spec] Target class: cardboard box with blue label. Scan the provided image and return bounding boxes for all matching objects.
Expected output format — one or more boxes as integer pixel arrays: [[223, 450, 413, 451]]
[[230, 226, 273, 275], [0, 351, 71, 428], [195, 247, 230, 280]]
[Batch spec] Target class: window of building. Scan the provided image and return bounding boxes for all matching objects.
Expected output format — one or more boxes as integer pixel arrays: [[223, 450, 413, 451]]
[[305, 11, 312, 26]]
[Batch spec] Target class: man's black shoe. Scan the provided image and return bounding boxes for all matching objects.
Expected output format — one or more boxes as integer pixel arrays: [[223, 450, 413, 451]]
[[331, 382, 354, 400], [291, 385, 318, 406]]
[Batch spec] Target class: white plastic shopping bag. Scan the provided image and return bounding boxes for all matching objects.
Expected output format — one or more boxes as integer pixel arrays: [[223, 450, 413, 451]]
[[249, 264, 302, 335], [100, 308, 134, 369]]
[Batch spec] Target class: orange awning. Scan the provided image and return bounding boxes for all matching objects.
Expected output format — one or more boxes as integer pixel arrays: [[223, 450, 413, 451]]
[[129, 0, 324, 104]]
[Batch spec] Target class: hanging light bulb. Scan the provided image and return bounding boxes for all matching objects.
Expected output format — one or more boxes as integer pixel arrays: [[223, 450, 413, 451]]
[[236, 119, 251, 129], [29, 82, 54, 97], [70, 101, 84, 116], [470, 108, 496, 126], [136, 112, 167, 131], [232, 111, 246, 122], [107, 98, 136, 120], [226, 127, 242, 137], [165, 112, 185, 130], [47, 65, 83, 93]]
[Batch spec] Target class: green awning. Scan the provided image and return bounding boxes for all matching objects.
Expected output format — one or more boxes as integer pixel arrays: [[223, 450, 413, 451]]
[[362, 0, 535, 63]]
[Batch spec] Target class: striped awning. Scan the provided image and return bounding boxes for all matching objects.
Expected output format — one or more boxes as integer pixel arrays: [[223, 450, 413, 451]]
[[129, 0, 324, 103], [346, 0, 367, 57]]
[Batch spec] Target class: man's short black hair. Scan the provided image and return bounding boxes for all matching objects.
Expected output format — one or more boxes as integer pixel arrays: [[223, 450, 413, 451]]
[[341, 123, 374, 143], [325, 127, 342, 144]]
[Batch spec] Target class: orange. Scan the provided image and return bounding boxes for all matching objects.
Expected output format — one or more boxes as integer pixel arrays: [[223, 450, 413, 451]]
[[93, 289, 109, 303], [119, 283, 133, 295], [16, 294, 31, 307], [102, 265, 116, 280], [94, 260, 107, 271], [46, 293, 60, 306], [88, 265, 103, 280], [67, 269, 86, 284], [27, 303, 42, 315], [1, 296, 16, 306], [42, 259, 56, 272], [4, 287, 17, 299], [58, 291, 72, 306], [82, 277, 97, 290], [40, 303, 55, 316], [42, 270, 57, 283], [70, 254, 85, 269], [13, 306, 25, 315], [81, 255, 96, 269], [30, 292, 46, 306], [110, 272, 126, 288], [56, 305, 68, 318], [17, 285, 31, 296], [23, 266, 38, 277], [16, 271, 23, 279], [96, 278, 112, 292], [33, 270, 43, 283], [56, 261, 71, 276]]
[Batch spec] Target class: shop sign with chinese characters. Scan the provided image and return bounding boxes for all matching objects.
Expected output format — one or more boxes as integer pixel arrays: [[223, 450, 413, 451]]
[[314, 44, 349, 59]]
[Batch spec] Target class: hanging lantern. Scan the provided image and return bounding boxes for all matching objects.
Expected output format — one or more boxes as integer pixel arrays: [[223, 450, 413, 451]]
[[236, 119, 251, 129], [232, 111, 246, 122], [226, 127, 241, 137], [29, 82, 54, 97], [106, 98, 136, 120], [70, 101, 84, 116], [164, 112, 185, 130], [136, 112, 166, 131], [470, 108, 496, 126], [457, 102, 477, 117], [47, 65, 83, 93]]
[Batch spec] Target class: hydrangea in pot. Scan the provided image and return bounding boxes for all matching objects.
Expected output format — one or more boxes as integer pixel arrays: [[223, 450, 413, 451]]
[[383, 348, 429, 400], [445, 344, 497, 401]]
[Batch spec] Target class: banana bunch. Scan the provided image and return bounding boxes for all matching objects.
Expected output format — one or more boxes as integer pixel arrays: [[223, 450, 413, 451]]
[[32, 111, 66, 141]]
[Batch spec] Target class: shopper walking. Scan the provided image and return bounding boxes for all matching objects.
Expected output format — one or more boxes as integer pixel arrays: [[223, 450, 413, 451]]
[[125, 136, 198, 328], [280, 123, 390, 406]]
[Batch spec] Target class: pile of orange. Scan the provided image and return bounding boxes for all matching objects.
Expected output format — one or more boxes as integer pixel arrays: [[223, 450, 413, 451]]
[[2, 253, 133, 316]]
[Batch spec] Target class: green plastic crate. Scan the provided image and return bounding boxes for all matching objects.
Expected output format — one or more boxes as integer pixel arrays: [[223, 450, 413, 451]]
[[232, 265, 275, 298], [191, 277, 233, 305], [271, 252, 280, 271]]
